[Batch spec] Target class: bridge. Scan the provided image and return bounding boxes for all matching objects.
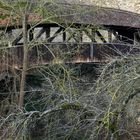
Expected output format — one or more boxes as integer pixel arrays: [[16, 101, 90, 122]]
[[0, 1, 140, 70]]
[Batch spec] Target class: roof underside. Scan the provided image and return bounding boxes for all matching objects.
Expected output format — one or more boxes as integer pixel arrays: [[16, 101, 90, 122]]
[[1, 2, 140, 28]]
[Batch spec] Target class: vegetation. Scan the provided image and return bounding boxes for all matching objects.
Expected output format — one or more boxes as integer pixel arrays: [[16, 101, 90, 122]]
[[0, 0, 139, 140]]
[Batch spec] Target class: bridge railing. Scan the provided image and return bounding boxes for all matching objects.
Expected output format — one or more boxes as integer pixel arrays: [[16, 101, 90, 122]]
[[0, 42, 137, 69]]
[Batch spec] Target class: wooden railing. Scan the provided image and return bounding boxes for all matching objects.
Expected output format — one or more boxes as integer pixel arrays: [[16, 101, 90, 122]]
[[0, 43, 137, 69]]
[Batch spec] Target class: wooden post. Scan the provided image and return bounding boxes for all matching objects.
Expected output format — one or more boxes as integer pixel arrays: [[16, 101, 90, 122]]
[[78, 30, 83, 42], [62, 29, 66, 42], [91, 29, 96, 42], [90, 43, 94, 60], [45, 27, 50, 40], [29, 27, 34, 41], [108, 31, 112, 43]]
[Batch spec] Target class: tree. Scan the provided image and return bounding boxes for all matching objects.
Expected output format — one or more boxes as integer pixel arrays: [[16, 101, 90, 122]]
[[0, 0, 140, 140]]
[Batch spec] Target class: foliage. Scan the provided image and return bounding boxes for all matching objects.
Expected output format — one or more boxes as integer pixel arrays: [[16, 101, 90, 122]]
[[0, 0, 140, 140]]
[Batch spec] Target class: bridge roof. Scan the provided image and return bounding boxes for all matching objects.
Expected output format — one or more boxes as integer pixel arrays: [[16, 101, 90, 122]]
[[48, 3, 140, 28], [0, 2, 140, 29]]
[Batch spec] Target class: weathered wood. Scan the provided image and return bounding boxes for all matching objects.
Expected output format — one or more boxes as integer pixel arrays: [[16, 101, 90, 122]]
[[90, 44, 94, 60], [45, 27, 50, 39], [48, 27, 62, 42], [2, 43, 136, 69], [12, 32, 23, 45], [35, 28, 45, 39], [29, 28, 34, 41], [62, 29, 66, 42], [91, 29, 96, 42], [1, 2, 140, 30], [78, 30, 83, 42], [84, 30, 94, 42], [96, 31, 107, 43], [108, 32, 112, 43]]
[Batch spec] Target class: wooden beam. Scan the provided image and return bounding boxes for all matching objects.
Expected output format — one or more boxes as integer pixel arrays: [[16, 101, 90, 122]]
[[29, 28, 34, 41], [91, 29, 96, 42], [66, 28, 83, 42], [48, 27, 63, 42], [84, 30, 92, 41], [35, 28, 45, 39], [84, 29, 96, 42], [96, 31, 107, 43], [45, 27, 50, 39], [12, 32, 23, 45], [79, 30, 83, 42], [62, 28, 66, 42], [66, 31, 76, 42], [90, 43, 94, 60], [108, 31, 112, 43]]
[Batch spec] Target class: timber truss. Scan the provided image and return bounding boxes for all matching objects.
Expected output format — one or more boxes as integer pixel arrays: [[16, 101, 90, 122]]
[[0, 2, 140, 70]]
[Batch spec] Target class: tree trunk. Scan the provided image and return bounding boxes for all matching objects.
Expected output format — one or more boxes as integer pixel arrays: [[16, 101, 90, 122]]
[[19, 13, 28, 108]]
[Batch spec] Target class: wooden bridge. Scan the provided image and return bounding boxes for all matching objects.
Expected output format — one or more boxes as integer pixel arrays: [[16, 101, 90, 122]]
[[0, 1, 140, 69]]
